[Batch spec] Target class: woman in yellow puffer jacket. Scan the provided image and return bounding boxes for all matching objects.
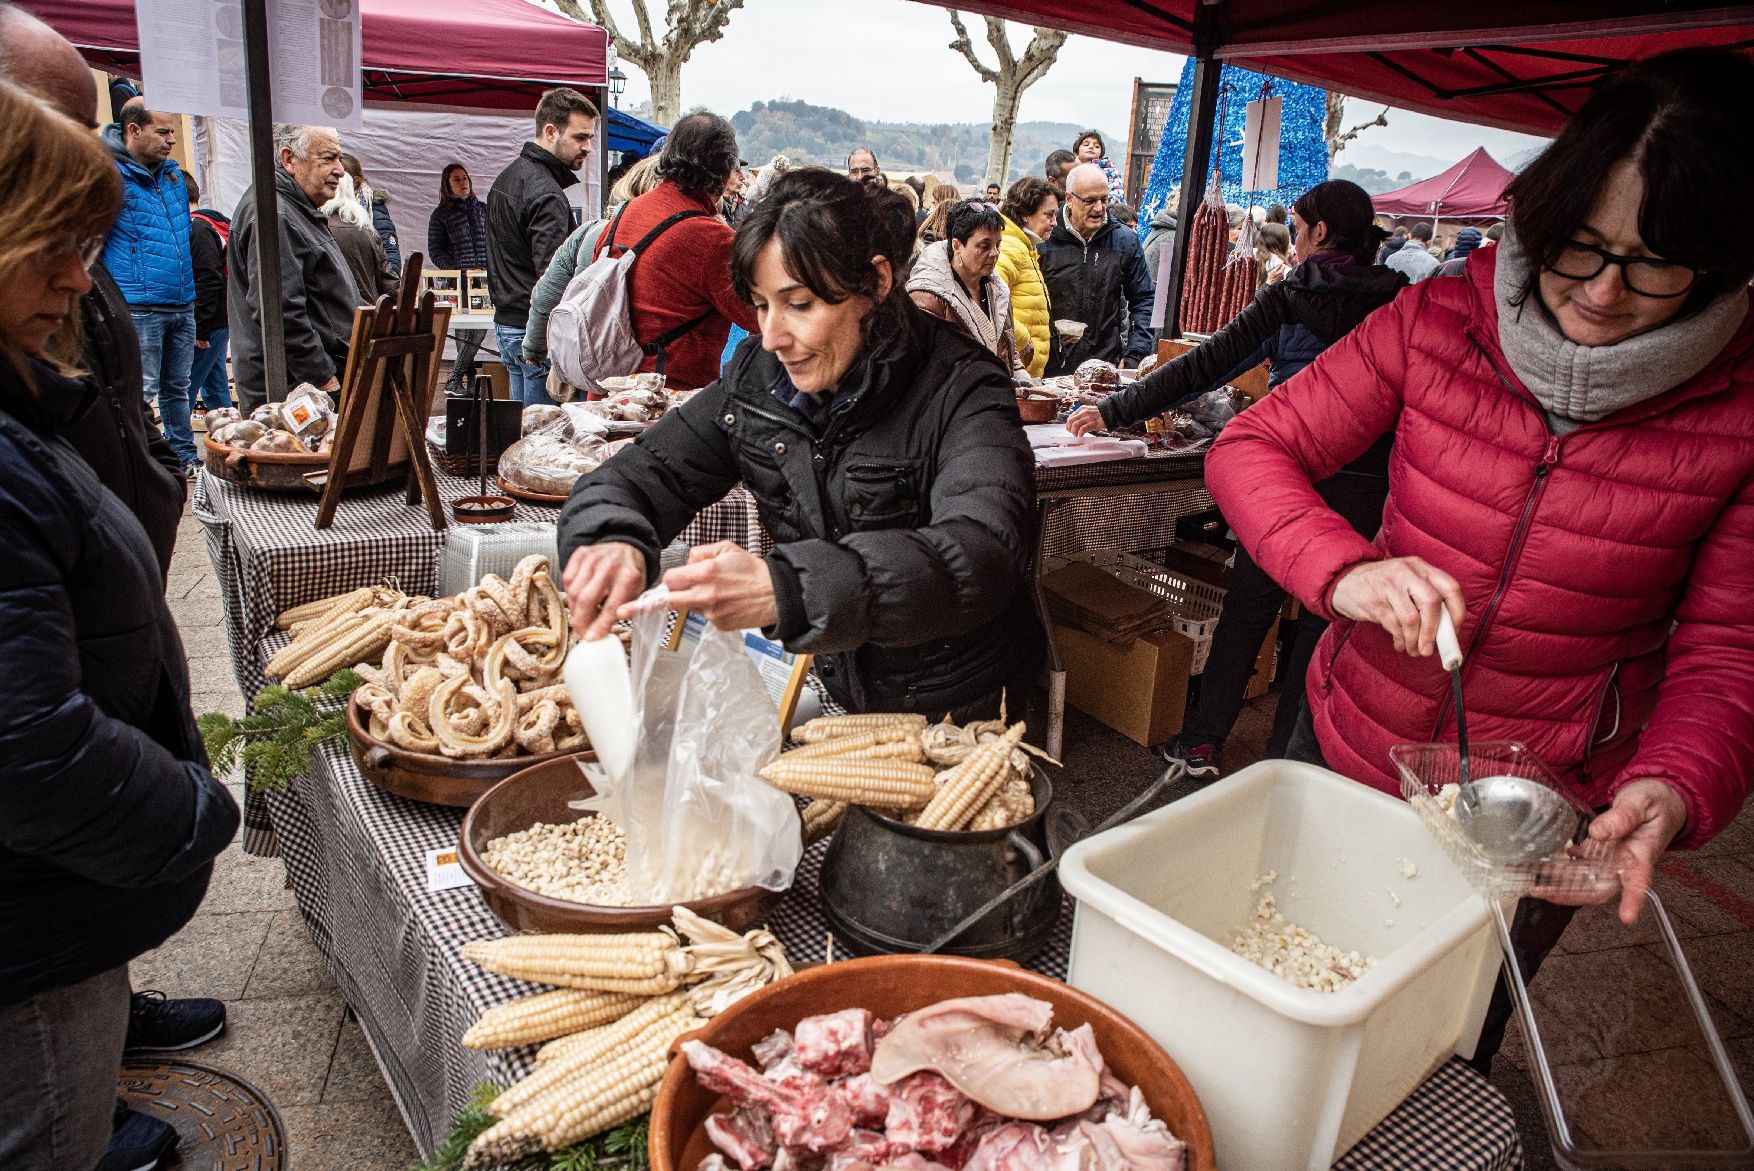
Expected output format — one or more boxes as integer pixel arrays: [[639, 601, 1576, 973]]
[[996, 177, 1059, 378]]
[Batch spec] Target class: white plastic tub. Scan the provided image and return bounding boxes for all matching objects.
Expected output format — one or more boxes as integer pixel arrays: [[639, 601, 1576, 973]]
[[1060, 760, 1500, 1170]]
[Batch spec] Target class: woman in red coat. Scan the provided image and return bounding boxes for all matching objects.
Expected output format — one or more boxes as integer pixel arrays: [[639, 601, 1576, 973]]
[[1206, 48, 1754, 1062]]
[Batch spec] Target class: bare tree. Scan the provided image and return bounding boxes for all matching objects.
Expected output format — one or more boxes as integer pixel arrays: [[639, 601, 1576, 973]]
[[947, 11, 1068, 188], [1325, 92, 1389, 163], [551, 0, 743, 127]]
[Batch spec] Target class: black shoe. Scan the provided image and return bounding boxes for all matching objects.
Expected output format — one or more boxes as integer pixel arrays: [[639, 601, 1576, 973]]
[[124, 990, 226, 1052], [1158, 734, 1221, 780], [98, 1105, 177, 1171]]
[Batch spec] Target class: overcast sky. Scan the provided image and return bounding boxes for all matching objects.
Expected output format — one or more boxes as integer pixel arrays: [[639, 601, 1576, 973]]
[[585, 0, 1550, 172]]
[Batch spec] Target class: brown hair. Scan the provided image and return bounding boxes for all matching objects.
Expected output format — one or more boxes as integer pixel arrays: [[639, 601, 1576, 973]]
[[1291, 179, 1386, 265], [918, 182, 964, 242], [609, 155, 661, 206], [1001, 176, 1057, 228], [0, 80, 121, 377], [533, 87, 598, 138]]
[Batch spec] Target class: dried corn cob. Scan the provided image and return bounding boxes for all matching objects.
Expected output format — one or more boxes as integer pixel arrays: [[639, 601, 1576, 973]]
[[460, 987, 641, 1050], [283, 607, 401, 687], [530, 990, 692, 1069], [785, 725, 923, 761], [794, 712, 928, 744], [274, 586, 374, 630], [801, 798, 846, 844], [498, 997, 692, 1119], [461, 931, 691, 993], [967, 770, 1035, 832], [759, 756, 937, 810], [265, 610, 361, 679], [916, 723, 1027, 831]]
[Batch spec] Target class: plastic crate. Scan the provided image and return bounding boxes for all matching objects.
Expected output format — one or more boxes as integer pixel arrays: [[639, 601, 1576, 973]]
[[437, 522, 557, 595], [1046, 549, 1225, 672]]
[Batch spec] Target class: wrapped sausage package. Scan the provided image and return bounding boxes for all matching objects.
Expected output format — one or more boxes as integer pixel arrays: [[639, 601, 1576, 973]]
[[576, 588, 801, 904]]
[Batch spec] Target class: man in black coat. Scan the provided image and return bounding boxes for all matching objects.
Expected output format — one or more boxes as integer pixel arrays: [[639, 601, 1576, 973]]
[[1038, 163, 1155, 375], [486, 86, 596, 406]]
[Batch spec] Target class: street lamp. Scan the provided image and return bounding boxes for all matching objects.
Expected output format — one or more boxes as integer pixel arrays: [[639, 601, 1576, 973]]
[[608, 65, 626, 109]]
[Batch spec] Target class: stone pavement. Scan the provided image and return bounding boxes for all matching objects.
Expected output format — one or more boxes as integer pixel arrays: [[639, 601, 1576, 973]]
[[153, 491, 1754, 1171]]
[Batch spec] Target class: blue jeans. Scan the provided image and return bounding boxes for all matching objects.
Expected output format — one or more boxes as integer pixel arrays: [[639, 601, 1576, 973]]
[[132, 308, 198, 467], [189, 326, 232, 411], [494, 323, 551, 406]]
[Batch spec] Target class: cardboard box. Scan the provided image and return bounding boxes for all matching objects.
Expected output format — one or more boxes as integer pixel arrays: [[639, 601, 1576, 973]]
[[1053, 623, 1195, 747]]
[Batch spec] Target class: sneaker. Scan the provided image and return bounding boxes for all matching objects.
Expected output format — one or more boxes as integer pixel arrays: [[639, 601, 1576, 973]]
[[124, 990, 226, 1052], [98, 1104, 177, 1171], [184, 462, 202, 481], [1158, 734, 1221, 780]]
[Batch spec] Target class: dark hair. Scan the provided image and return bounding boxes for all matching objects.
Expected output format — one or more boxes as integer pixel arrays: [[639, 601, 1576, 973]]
[[731, 170, 903, 325], [1044, 149, 1075, 179], [865, 185, 916, 276], [656, 111, 740, 196], [1001, 176, 1057, 226], [1504, 47, 1754, 310], [340, 152, 363, 186], [1110, 201, 1137, 227], [533, 87, 598, 137], [1291, 179, 1386, 264], [945, 200, 1003, 245], [846, 147, 879, 170], [438, 162, 470, 209], [1265, 203, 1287, 224], [1410, 221, 1433, 242], [1074, 130, 1104, 156], [118, 102, 154, 135], [179, 168, 198, 204]]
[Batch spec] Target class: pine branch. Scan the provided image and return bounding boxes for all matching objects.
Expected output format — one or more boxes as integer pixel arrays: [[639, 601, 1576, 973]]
[[947, 10, 998, 83], [198, 668, 360, 795], [417, 1088, 649, 1171]]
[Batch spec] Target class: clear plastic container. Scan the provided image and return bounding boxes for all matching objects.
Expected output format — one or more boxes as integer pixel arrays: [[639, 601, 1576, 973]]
[[437, 521, 557, 595]]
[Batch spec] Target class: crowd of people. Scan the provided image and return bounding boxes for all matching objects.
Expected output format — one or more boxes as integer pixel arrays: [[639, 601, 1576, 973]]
[[0, 0, 1750, 1164]]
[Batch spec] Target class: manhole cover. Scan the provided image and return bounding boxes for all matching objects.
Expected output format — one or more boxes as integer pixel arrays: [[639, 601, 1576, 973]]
[[118, 1059, 285, 1170]]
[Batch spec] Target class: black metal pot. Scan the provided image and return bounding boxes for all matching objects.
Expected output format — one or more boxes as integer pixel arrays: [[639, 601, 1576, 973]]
[[818, 769, 1060, 961]]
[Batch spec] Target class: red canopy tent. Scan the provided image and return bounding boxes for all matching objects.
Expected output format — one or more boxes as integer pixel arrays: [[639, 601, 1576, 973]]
[[1372, 147, 1514, 220], [18, 0, 609, 110]]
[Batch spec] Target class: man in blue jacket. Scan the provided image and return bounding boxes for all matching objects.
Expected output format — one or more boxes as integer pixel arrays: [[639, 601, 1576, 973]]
[[101, 104, 200, 475], [1038, 162, 1155, 376]]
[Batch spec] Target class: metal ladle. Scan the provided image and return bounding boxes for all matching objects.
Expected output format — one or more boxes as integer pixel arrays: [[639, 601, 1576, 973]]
[[1439, 610, 1583, 865]]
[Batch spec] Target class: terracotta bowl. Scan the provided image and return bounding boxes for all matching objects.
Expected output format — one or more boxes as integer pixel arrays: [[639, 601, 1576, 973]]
[[649, 954, 1216, 1171], [1016, 392, 1060, 424], [346, 695, 570, 808], [456, 751, 783, 934]]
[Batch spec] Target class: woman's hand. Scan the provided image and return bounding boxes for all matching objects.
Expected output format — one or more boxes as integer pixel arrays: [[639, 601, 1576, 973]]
[[562, 541, 647, 641], [1066, 405, 1106, 437], [1550, 780, 1689, 924], [647, 541, 779, 631], [1330, 556, 1465, 657]]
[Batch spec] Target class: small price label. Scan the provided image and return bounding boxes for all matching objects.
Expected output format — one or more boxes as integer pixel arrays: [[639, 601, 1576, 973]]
[[424, 846, 475, 892]]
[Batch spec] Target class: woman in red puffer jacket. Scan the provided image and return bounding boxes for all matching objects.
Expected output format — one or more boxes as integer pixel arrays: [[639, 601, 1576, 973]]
[[1206, 47, 1754, 1065]]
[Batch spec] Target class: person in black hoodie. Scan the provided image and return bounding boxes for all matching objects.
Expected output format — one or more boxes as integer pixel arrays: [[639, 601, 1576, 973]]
[[1069, 179, 1407, 775], [0, 79, 238, 1171], [182, 170, 233, 415]]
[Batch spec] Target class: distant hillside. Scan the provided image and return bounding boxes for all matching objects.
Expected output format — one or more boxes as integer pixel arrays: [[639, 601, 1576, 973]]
[[725, 98, 1119, 186], [1331, 162, 1403, 196]]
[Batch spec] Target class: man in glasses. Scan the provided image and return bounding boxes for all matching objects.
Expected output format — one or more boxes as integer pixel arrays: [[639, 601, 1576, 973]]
[[846, 148, 881, 191], [1037, 162, 1155, 375]]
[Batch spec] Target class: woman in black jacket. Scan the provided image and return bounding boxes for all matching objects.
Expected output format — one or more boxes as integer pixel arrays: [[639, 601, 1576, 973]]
[[0, 81, 238, 1170], [1068, 180, 1406, 773], [430, 163, 489, 394], [560, 170, 1042, 718]]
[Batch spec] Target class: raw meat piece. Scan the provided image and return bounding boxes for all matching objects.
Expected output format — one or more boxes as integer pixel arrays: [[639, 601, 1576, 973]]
[[706, 1106, 778, 1170], [835, 1073, 891, 1128], [961, 1122, 1052, 1171], [824, 1130, 894, 1169], [1053, 1025, 1129, 1118], [753, 1028, 796, 1071], [871, 996, 1100, 1121], [682, 1040, 854, 1155], [795, 1008, 876, 1078], [885, 1072, 975, 1153], [1085, 1087, 1185, 1170]]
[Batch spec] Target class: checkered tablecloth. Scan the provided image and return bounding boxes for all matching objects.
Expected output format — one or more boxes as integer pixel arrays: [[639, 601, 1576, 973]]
[[268, 738, 1519, 1167]]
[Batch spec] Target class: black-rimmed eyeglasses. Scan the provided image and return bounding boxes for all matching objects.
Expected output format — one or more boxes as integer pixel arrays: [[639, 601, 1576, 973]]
[[1067, 191, 1110, 206], [1546, 240, 1702, 299]]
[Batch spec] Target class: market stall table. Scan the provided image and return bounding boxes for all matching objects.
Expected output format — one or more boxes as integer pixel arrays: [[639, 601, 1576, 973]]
[[266, 727, 1524, 1168]]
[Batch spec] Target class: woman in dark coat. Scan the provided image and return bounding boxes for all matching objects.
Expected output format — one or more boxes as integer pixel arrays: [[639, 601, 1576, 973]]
[[559, 170, 1042, 718]]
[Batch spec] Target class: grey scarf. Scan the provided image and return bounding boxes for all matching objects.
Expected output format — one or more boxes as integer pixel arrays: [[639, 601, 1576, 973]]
[[1493, 228, 1746, 433]]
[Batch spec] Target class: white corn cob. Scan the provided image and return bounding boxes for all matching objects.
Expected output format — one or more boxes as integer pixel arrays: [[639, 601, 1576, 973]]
[[460, 988, 641, 1050]]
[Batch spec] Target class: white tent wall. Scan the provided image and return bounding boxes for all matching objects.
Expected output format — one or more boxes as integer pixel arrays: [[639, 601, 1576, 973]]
[[193, 104, 602, 269]]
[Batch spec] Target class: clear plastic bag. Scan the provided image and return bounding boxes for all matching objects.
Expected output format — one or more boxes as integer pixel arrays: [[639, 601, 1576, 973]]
[[581, 589, 801, 904], [497, 414, 610, 497]]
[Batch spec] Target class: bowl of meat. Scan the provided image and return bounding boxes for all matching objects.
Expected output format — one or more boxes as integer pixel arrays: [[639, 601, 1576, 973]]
[[649, 953, 1215, 1171]]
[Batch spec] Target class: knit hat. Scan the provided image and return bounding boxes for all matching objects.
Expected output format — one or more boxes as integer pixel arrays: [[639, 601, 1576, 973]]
[[1452, 226, 1483, 258]]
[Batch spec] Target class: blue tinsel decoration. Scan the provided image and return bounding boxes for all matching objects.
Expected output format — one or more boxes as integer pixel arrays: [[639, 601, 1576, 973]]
[[1139, 61, 1329, 227]]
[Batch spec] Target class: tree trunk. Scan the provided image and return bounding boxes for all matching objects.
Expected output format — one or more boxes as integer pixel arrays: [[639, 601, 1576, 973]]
[[647, 60, 684, 128], [987, 78, 1021, 186]]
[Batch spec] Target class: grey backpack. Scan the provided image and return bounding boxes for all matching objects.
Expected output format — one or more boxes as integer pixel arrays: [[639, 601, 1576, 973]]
[[547, 203, 712, 388]]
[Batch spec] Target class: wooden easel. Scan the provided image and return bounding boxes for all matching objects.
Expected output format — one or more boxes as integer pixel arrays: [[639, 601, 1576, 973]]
[[314, 254, 448, 530]]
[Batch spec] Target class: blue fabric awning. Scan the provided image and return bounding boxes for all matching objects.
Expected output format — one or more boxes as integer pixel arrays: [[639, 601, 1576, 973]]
[[607, 107, 665, 156]]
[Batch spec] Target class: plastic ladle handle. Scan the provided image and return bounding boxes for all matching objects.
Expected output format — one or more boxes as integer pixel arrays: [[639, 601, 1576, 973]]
[[1436, 607, 1463, 671]]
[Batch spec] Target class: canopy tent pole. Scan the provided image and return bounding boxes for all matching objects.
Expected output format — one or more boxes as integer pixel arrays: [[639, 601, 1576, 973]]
[[240, 0, 286, 401], [1160, 0, 1224, 341]]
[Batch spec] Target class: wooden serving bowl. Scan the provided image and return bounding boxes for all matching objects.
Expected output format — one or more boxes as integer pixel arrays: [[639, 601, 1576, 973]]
[[649, 954, 1216, 1171], [346, 695, 569, 807], [202, 434, 327, 492], [456, 751, 783, 934]]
